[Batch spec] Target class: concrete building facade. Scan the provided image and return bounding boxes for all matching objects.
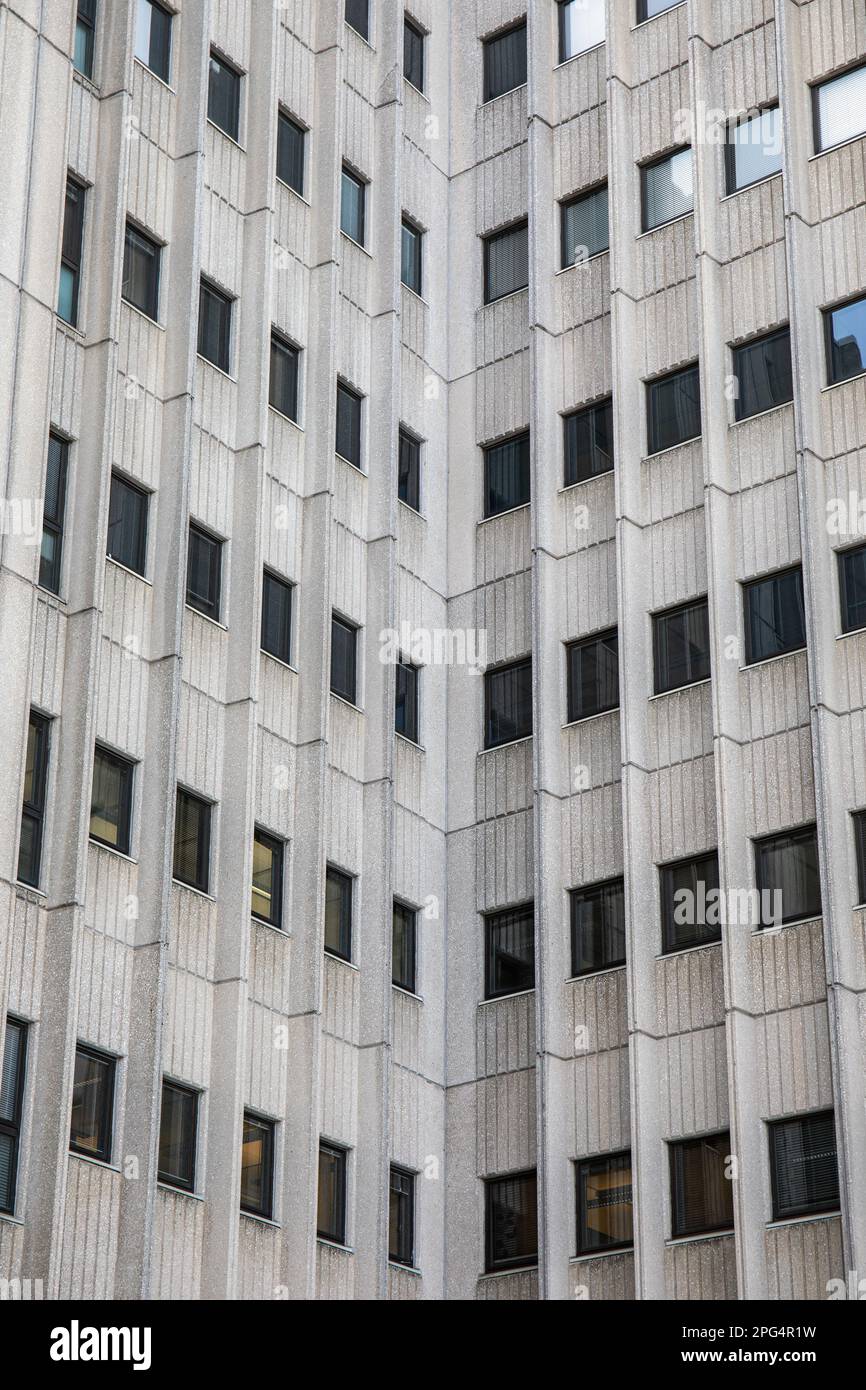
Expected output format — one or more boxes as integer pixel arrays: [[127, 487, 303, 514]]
[[0, 0, 865, 1301]]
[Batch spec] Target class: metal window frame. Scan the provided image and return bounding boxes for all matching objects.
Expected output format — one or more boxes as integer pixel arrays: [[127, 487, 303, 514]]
[[482, 218, 529, 305], [824, 292, 866, 387], [74, 0, 97, 78], [742, 563, 805, 665], [669, 1129, 734, 1239], [560, 181, 609, 268], [0, 1017, 28, 1216], [482, 428, 531, 517], [753, 824, 821, 927], [122, 220, 162, 322], [563, 395, 615, 486], [724, 104, 781, 195], [261, 568, 294, 666], [400, 215, 423, 295], [276, 108, 306, 195], [157, 1079, 199, 1192], [69, 1043, 116, 1164], [173, 786, 212, 894], [317, 1139, 348, 1244], [324, 864, 353, 962], [397, 425, 422, 512], [59, 175, 87, 327], [575, 1149, 634, 1256], [186, 520, 223, 622], [811, 60, 866, 155], [768, 1110, 840, 1222], [107, 470, 150, 576], [566, 627, 619, 722], [646, 360, 702, 454], [18, 710, 51, 889], [403, 15, 425, 92], [335, 378, 363, 469], [207, 46, 242, 142], [39, 432, 69, 594], [482, 19, 527, 104], [853, 810, 866, 906], [252, 825, 285, 930], [197, 276, 233, 373], [484, 1168, 538, 1273], [569, 876, 626, 977], [340, 165, 367, 247], [89, 742, 135, 855], [640, 145, 693, 233], [659, 848, 722, 953], [391, 899, 418, 993], [330, 612, 359, 705], [388, 1163, 416, 1266], [483, 655, 533, 749], [838, 541, 866, 634], [652, 596, 710, 694], [483, 901, 535, 1001], [240, 1110, 276, 1219], [395, 655, 420, 744], [268, 329, 300, 422]]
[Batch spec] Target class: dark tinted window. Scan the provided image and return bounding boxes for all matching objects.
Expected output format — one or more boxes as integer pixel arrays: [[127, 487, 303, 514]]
[[484, 432, 530, 517], [74, 0, 96, 78], [813, 63, 866, 153], [208, 50, 241, 141], [18, 712, 50, 889], [158, 1082, 197, 1192], [567, 629, 618, 721], [198, 278, 232, 372], [670, 1132, 734, 1238], [325, 866, 352, 961], [853, 810, 866, 905], [58, 177, 85, 326], [261, 571, 293, 665], [733, 328, 793, 420], [484, 221, 529, 303], [398, 427, 421, 512], [173, 788, 211, 893], [241, 1113, 275, 1218], [122, 223, 161, 320], [769, 1112, 839, 1221], [389, 1166, 415, 1266], [484, 658, 532, 748], [186, 522, 222, 621], [564, 398, 614, 485], [839, 544, 866, 633], [570, 879, 626, 976], [330, 615, 358, 704], [40, 433, 69, 594], [135, 0, 172, 83], [395, 658, 419, 744], [661, 850, 721, 953], [638, 0, 682, 18], [269, 332, 299, 421], [755, 826, 821, 927], [825, 295, 866, 386], [392, 901, 417, 993], [576, 1152, 633, 1255], [559, 0, 604, 61], [252, 828, 284, 929], [485, 903, 535, 999], [340, 167, 366, 245], [642, 147, 693, 231], [0, 1018, 27, 1215], [277, 111, 305, 195], [485, 1170, 537, 1272], [336, 381, 362, 468], [726, 106, 782, 192], [107, 473, 148, 575], [561, 185, 609, 266], [345, 0, 369, 40], [483, 21, 527, 102], [647, 364, 701, 453], [401, 217, 423, 294], [744, 567, 806, 664], [89, 745, 134, 855], [653, 599, 710, 693], [69, 1045, 115, 1163], [318, 1141, 348, 1243], [404, 17, 424, 91]]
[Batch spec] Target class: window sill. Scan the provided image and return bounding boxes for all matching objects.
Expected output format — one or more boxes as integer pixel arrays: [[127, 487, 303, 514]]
[[395, 732, 424, 753], [555, 42, 605, 71], [570, 1244, 633, 1263], [392, 984, 423, 1003], [402, 77, 428, 103], [15, 882, 47, 900], [330, 692, 364, 715], [196, 353, 237, 383], [106, 556, 151, 586], [206, 119, 246, 153], [397, 497, 426, 521], [0, 1210, 25, 1228], [388, 1260, 422, 1275], [751, 916, 822, 937], [88, 838, 138, 867], [261, 649, 298, 676], [720, 170, 782, 202], [120, 296, 163, 331], [69, 1151, 121, 1175], [479, 988, 535, 1007], [479, 1262, 538, 1278], [567, 962, 626, 984], [267, 403, 303, 430], [556, 249, 609, 275], [240, 1209, 282, 1231], [132, 56, 175, 94], [340, 230, 372, 259], [480, 83, 527, 109], [821, 368, 866, 394], [479, 734, 533, 754], [276, 177, 310, 206], [324, 949, 359, 972], [649, 677, 711, 701], [657, 938, 722, 962], [72, 68, 100, 97], [632, 1, 686, 31], [480, 286, 529, 310], [666, 1227, 734, 1248], [643, 433, 702, 462], [335, 451, 367, 475], [157, 1182, 204, 1203], [35, 585, 67, 606], [344, 22, 374, 51], [401, 282, 429, 307], [809, 131, 866, 162], [185, 604, 228, 632], [837, 626, 866, 642], [740, 646, 806, 673], [765, 1210, 839, 1231], [317, 1236, 355, 1254], [563, 706, 619, 730], [251, 914, 289, 938], [56, 316, 86, 341], [172, 878, 216, 903], [729, 399, 792, 428], [557, 471, 614, 495], [477, 502, 530, 526], [637, 210, 694, 240]]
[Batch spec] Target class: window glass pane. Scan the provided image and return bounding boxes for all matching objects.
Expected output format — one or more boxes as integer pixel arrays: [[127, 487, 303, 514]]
[[107, 474, 148, 575], [839, 544, 866, 633], [404, 19, 424, 91], [40, 435, 68, 593], [336, 382, 362, 467], [826, 296, 866, 386], [158, 1083, 197, 1190], [564, 398, 614, 485], [398, 429, 421, 511], [727, 107, 782, 192], [485, 904, 535, 999], [208, 51, 241, 141], [395, 659, 419, 743], [755, 828, 821, 926], [484, 222, 529, 303], [252, 830, 282, 928], [186, 524, 222, 621], [240, 1115, 273, 1217], [58, 180, 85, 326], [135, 0, 171, 82], [318, 1143, 347, 1242], [18, 714, 49, 888], [122, 224, 160, 320], [401, 219, 422, 294], [345, 0, 369, 40], [277, 112, 305, 194], [330, 616, 357, 704], [577, 1153, 633, 1253], [485, 659, 532, 748], [486, 1172, 537, 1271], [744, 568, 806, 664], [325, 868, 352, 960], [647, 364, 702, 453], [198, 280, 232, 372], [261, 572, 293, 665], [770, 1113, 839, 1220], [571, 879, 625, 976], [670, 1133, 734, 1238], [74, 1, 96, 77], [638, 0, 682, 20], [642, 148, 693, 230], [70, 1048, 113, 1161], [653, 600, 710, 693], [173, 789, 210, 892], [483, 23, 527, 102], [389, 1167, 415, 1265], [661, 851, 721, 952], [340, 168, 366, 245], [561, 185, 609, 267], [484, 432, 530, 516], [269, 334, 299, 421], [815, 63, 866, 152], [0, 1019, 26, 1215], [89, 747, 132, 853], [567, 630, 618, 721], [559, 0, 605, 63], [854, 811, 866, 905], [734, 328, 793, 420], [392, 902, 417, 992]]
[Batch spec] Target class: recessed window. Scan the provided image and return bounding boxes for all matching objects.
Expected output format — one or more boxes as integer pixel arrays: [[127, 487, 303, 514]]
[[401, 217, 423, 295], [838, 543, 866, 634], [637, 0, 683, 22], [107, 472, 148, 575], [39, 433, 69, 594], [89, 745, 134, 855], [261, 570, 293, 666], [318, 1141, 348, 1244], [570, 878, 626, 977], [330, 614, 358, 704], [58, 177, 86, 327], [813, 62, 866, 154], [558, 0, 604, 62], [483, 21, 527, 103], [404, 17, 425, 92], [325, 866, 353, 962], [208, 49, 241, 142], [392, 901, 417, 993], [561, 184, 609, 268], [641, 147, 693, 231], [484, 903, 535, 999], [564, 397, 614, 486], [158, 1081, 197, 1192], [173, 787, 211, 893], [484, 431, 530, 517], [198, 278, 232, 373], [732, 327, 793, 420], [398, 427, 421, 512], [660, 850, 721, 953], [853, 810, 866, 905], [69, 1045, 115, 1163], [340, 166, 366, 246], [769, 1111, 839, 1221], [575, 1152, 633, 1255], [653, 598, 710, 694], [567, 629, 618, 722], [483, 221, 529, 304], [0, 1018, 27, 1216], [336, 381, 363, 469], [726, 106, 782, 193], [754, 826, 821, 927], [824, 294, 866, 387], [670, 1132, 734, 1239], [647, 363, 701, 454], [743, 566, 806, 665], [484, 657, 532, 749], [269, 331, 300, 422], [485, 1170, 537, 1272], [18, 711, 50, 889], [135, 0, 172, 83], [389, 1166, 415, 1266], [241, 1112, 275, 1219], [276, 110, 306, 195], [252, 828, 284, 929], [74, 0, 96, 78], [395, 657, 419, 744], [345, 0, 369, 41], [186, 522, 222, 622]]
